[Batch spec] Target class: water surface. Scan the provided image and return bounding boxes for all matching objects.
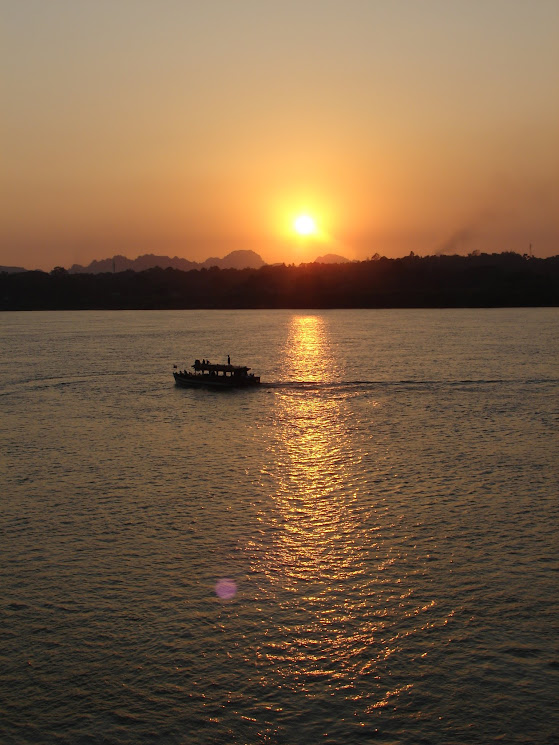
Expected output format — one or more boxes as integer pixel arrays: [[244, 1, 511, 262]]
[[1, 309, 557, 744]]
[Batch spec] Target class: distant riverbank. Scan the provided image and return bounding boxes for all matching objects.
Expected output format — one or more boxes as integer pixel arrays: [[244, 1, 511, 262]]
[[1, 252, 558, 310]]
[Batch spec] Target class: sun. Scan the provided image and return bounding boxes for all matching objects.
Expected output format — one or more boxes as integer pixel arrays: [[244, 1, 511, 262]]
[[293, 214, 317, 237]]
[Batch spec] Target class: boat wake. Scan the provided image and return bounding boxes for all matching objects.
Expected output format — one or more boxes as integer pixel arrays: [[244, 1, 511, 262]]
[[261, 378, 557, 391]]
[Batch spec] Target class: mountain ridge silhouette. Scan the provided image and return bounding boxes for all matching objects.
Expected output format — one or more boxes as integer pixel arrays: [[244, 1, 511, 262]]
[[67, 249, 266, 274]]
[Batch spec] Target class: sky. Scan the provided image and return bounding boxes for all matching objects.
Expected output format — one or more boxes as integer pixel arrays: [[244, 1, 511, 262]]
[[2, 0, 558, 270]]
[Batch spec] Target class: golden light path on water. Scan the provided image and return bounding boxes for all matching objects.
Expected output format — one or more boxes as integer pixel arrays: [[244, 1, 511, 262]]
[[247, 315, 447, 725]]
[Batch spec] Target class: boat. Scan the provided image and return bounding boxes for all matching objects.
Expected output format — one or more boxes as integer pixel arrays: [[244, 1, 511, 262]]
[[173, 359, 261, 388]]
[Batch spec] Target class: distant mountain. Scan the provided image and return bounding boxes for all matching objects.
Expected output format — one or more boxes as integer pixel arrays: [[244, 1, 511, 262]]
[[0, 265, 27, 274], [314, 253, 351, 264], [68, 250, 266, 274], [69, 254, 198, 274], [202, 250, 266, 270]]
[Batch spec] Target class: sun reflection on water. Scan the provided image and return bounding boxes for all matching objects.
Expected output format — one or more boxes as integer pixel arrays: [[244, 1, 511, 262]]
[[246, 314, 449, 726], [283, 315, 335, 382], [253, 316, 374, 686]]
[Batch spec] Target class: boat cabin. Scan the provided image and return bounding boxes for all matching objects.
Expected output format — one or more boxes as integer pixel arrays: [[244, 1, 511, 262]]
[[192, 359, 252, 380]]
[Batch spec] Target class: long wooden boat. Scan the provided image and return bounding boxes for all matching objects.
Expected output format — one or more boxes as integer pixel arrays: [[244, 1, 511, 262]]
[[173, 359, 261, 388]]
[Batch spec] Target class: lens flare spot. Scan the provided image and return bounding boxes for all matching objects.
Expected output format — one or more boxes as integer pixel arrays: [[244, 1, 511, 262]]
[[215, 578, 237, 599]]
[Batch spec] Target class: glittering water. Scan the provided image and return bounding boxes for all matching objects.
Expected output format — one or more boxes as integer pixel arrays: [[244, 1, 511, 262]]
[[1, 309, 557, 744]]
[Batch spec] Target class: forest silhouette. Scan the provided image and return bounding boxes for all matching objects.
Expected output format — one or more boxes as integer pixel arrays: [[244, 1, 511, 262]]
[[1, 252, 557, 310]]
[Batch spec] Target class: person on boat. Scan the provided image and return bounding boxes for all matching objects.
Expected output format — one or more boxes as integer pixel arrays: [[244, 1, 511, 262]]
[[227, 355, 231, 365]]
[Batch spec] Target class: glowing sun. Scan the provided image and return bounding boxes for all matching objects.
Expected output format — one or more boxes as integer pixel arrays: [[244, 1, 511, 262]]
[[293, 214, 317, 236]]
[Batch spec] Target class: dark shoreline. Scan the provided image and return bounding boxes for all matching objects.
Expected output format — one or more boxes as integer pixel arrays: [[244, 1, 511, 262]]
[[2, 252, 558, 310]]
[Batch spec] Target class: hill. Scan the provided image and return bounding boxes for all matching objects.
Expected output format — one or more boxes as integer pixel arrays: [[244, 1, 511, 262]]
[[68, 250, 266, 274], [201, 250, 266, 270], [314, 253, 351, 264], [0, 265, 27, 274]]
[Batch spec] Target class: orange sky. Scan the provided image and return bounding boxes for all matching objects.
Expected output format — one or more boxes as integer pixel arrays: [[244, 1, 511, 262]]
[[2, 0, 558, 270]]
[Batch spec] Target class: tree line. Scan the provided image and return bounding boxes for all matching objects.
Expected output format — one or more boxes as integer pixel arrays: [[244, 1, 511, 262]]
[[1, 252, 558, 310]]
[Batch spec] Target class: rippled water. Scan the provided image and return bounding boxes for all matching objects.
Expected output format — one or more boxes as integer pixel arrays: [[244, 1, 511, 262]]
[[1, 309, 558, 744]]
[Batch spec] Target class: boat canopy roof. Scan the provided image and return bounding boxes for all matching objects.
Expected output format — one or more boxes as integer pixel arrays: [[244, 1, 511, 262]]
[[193, 359, 251, 373]]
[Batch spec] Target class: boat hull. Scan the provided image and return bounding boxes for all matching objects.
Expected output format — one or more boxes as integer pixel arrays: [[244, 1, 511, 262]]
[[173, 372, 260, 389]]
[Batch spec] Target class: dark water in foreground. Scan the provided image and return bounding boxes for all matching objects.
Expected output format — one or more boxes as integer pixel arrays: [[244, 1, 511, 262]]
[[1, 309, 558, 744]]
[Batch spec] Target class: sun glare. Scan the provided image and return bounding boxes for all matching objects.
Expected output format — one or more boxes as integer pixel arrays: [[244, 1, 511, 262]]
[[294, 214, 317, 237]]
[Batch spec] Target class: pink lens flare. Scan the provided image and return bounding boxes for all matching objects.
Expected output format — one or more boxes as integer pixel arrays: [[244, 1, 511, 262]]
[[215, 578, 237, 599]]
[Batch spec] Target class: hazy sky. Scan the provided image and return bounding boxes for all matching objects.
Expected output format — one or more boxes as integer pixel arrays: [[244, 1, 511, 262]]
[[2, 0, 558, 269]]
